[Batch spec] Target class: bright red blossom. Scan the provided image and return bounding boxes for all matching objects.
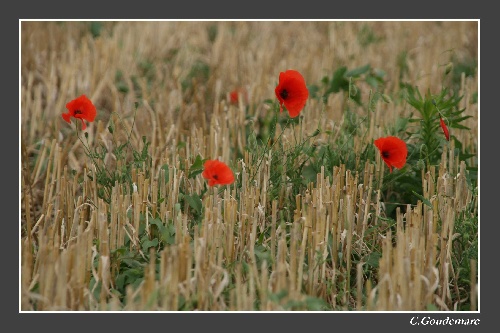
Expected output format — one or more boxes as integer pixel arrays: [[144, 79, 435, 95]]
[[202, 160, 235, 187], [374, 136, 408, 173], [62, 95, 97, 130], [440, 117, 450, 141], [274, 70, 309, 118]]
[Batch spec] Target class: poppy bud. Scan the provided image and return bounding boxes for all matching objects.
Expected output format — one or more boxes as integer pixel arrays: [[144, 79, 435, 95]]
[[381, 94, 392, 103], [416, 159, 425, 170], [445, 62, 453, 75], [440, 117, 450, 141]]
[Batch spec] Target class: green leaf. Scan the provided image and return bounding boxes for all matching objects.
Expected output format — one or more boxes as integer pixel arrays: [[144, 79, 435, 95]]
[[426, 304, 439, 311], [365, 252, 381, 268], [451, 123, 471, 130], [412, 191, 432, 208], [89, 278, 101, 301], [307, 84, 320, 99], [189, 169, 204, 180], [132, 277, 144, 290], [89, 22, 102, 38], [374, 68, 387, 79], [471, 91, 478, 104], [329, 66, 348, 93], [452, 115, 473, 123], [188, 155, 205, 179], [190, 154, 204, 170], [345, 64, 371, 77], [160, 165, 170, 183], [395, 117, 410, 133], [376, 216, 396, 224], [122, 258, 143, 268], [302, 164, 317, 183], [161, 224, 176, 245], [254, 246, 272, 263], [111, 247, 128, 256], [177, 141, 186, 150], [115, 274, 126, 291], [305, 296, 329, 311], [149, 218, 165, 234], [142, 238, 159, 252], [365, 76, 379, 88], [459, 153, 476, 161], [185, 193, 202, 214], [269, 289, 289, 303]]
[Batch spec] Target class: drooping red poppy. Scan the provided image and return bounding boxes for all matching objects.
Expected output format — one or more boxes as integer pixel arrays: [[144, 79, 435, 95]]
[[62, 95, 97, 130], [274, 70, 309, 118], [202, 159, 235, 186], [440, 117, 450, 141], [374, 136, 408, 173]]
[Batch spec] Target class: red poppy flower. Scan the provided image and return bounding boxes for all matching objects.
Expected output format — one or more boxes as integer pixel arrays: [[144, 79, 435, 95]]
[[229, 88, 247, 105], [274, 70, 309, 118], [230, 90, 239, 104], [202, 159, 235, 186], [62, 95, 97, 130], [440, 117, 450, 141], [374, 136, 408, 173]]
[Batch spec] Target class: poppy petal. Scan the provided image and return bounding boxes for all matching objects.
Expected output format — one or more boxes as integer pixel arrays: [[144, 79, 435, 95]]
[[62, 112, 72, 124], [284, 93, 308, 117], [203, 159, 218, 170], [215, 167, 235, 184], [274, 87, 285, 113], [79, 118, 87, 130]]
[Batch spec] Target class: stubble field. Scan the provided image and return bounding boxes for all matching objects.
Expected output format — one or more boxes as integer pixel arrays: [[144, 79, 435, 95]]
[[20, 21, 478, 311]]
